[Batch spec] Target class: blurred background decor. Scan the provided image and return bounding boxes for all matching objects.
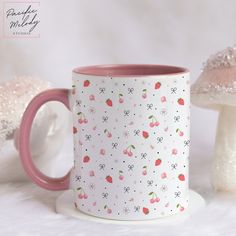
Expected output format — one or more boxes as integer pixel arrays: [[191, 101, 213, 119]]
[[0, 76, 70, 182]]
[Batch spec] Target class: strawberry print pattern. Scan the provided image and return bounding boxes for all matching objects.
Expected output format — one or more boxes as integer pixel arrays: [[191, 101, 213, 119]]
[[71, 73, 190, 220]]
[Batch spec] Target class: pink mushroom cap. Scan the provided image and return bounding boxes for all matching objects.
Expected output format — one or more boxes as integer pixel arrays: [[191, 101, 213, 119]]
[[191, 46, 236, 110]]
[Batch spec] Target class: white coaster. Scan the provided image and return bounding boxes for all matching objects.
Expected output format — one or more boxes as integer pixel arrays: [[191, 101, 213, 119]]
[[56, 189, 205, 225]]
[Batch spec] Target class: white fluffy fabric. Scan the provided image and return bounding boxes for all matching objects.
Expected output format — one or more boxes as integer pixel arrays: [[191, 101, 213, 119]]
[[0, 142, 236, 236]]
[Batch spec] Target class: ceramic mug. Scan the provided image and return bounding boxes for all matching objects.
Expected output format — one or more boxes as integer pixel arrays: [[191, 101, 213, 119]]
[[19, 64, 190, 220]]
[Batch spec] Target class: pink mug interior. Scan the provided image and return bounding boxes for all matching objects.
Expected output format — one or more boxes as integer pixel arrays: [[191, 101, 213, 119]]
[[73, 64, 189, 77]]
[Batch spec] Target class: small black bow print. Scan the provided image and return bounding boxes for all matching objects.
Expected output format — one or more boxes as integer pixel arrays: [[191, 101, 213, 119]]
[[75, 175, 81, 182], [102, 116, 108, 123], [141, 153, 147, 159], [102, 193, 108, 199], [184, 140, 190, 147], [171, 87, 177, 94], [157, 137, 163, 143], [124, 187, 130, 193], [174, 191, 181, 198], [160, 109, 167, 116], [112, 143, 118, 149], [134, 206, 140, 212], [134, 129, 140, 136], [171, 163, 177, 170], [147, 104, 153, 110], [76, 100, 82, 107], [99, 164, 105, 170], [147, 180, 153, 187], [99, 87, 106, 94], [128, 165, 134, 171], [174, 116, 180, 122], [124, 110, 130, 116], [128, 88, 134, 94], [85, 134, 91, 141]]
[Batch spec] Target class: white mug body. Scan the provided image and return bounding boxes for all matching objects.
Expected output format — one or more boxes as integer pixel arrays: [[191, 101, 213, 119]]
[[70, 65, 190, 220]]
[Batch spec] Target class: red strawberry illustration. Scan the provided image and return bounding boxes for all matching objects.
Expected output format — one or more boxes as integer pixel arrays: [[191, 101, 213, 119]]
[[178, 98, 184, 105], [155, 82, 161, 89], [178, 174, 185, 181], [155, 158, 162, 166], [73, 127, 77, 134], [142, 131, 149, 139], [83, 155, 90, 163], [106, 99, 113, 107], [83, 80, 90, 87], [143, 207, 149, 215], [106, 175, 113, 183]]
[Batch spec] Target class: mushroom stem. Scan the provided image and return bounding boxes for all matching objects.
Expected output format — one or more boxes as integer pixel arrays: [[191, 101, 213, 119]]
[[212, 105, 236, 191]]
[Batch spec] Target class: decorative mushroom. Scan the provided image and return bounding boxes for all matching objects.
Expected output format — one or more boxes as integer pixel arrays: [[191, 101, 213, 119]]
[[191, 45, 236, 192]]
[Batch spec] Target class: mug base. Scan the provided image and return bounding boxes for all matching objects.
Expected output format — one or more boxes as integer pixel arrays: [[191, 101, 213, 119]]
[[56, 189, 205, 225]]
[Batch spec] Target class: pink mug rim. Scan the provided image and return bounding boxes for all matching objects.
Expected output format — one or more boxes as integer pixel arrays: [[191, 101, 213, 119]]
[[72, 64, 189, 77]]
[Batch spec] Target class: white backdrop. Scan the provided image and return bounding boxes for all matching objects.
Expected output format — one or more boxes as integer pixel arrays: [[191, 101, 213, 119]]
[[0, 1, 236, 235]]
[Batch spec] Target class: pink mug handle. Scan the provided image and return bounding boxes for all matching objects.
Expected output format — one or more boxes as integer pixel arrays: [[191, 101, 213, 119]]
[[19, 89, 71, 190]]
